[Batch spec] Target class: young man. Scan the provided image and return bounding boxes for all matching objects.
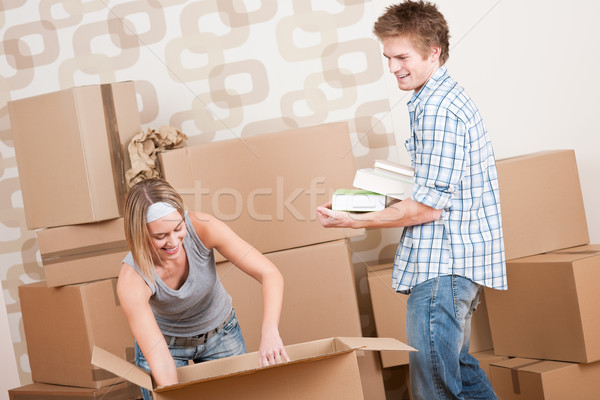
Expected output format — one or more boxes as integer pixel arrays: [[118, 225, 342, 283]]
[[317, 1, 506, 399]]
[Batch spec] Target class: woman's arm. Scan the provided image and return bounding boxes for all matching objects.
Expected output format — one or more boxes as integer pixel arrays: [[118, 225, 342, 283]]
[[117, 263, 178, 387], [316, 198, 442, 229], [190, 212, 290, 367]]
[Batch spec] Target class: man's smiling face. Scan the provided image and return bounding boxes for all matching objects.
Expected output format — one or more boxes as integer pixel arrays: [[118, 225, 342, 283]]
[[382, 34, 440, 93]]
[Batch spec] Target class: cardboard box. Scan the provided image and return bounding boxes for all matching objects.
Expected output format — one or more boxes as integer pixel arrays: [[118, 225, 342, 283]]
[[92, 337, 414, 400], [217, 239, 385, 399], [159, 122, 364, 261], [7, 81, 141, 229], [471, 350, 510, 380], [8, 381, 141, 400], [19, 279, 134, 388], [485, 244, 600, 363], [357, 351, 387, 400], [217, 240, 362, 350], [489, 357, 600, 399], [496, 150, 589, 260], [367, 264, 493, 368], [36, 218, 128, 287]]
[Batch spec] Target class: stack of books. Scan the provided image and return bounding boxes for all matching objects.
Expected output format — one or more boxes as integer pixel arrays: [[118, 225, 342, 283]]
[[332, 160, 414, 212], [353, 159, 414, 201]]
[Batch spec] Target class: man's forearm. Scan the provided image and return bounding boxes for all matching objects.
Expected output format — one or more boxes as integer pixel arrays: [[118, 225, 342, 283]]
[[350, 198, 442, 229]]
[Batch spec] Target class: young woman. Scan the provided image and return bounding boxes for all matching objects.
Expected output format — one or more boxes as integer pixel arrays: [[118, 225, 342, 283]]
[[117, 178, 289, 399]]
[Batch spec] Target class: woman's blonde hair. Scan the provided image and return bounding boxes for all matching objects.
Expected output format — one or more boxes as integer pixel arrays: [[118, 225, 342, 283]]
[[123, 178, 185, 284]]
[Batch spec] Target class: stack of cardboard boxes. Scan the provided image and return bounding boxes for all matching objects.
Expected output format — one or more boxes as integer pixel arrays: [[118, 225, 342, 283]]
[[17, 82, 594, 399], [89, 122, 416, 398], [365, 149, 600, 399], [154, 122, 398, 399], [7, 82, 143, 399], [485, 150, 600, 399], [7, 82, 414, 399]]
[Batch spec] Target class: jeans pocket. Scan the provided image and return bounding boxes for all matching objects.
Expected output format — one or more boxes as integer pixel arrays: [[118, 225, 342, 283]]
[[221, 311, 239, 335], [452, 276, 482, 321]]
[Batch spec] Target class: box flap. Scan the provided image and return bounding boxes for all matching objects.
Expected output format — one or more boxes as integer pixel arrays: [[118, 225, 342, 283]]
[[93, 337, 414, 395], [91, 346, 153, 391], [149, 337, 414, 393], [154, 343, 353, 393], [513, 245, 600, 263], [553, 244, 600, 258], [335, 337, 415, 352]]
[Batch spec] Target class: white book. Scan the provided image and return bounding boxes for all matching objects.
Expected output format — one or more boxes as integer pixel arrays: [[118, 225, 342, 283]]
[[374, 159, 414, 177], [353, 168, 413, 200], [331, 189, 386, 212]]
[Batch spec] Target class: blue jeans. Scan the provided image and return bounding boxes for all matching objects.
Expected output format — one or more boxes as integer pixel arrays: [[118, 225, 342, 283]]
[[406, 275, 497, 400], [135, 309, 246, 400]]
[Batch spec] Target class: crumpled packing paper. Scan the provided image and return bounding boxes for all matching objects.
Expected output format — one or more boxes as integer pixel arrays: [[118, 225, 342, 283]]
[[125, 126, 187, 188]]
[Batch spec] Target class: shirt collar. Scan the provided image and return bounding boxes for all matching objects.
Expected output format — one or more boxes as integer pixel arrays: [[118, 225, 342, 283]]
[[408, 66, 448, 106]]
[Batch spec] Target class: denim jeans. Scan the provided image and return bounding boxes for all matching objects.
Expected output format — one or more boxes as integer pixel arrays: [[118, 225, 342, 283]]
[[135, 309, 246, 400], [406, 275, 497, 400]]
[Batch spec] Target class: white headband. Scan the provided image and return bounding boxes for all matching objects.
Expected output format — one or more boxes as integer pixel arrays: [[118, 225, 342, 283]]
[[146, 202, 178, 223]]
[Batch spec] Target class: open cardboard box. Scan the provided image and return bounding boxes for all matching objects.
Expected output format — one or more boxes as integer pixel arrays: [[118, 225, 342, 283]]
[[217, 239, 386, 399], [92, 337, 414, 400]]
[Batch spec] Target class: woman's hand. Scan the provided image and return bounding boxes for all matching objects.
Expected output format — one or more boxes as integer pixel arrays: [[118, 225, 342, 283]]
[[258, 325, 290, 367]]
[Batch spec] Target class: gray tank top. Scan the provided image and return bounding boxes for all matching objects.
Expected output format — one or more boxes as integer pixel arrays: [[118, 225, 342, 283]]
[[122, 212, 232, 336]]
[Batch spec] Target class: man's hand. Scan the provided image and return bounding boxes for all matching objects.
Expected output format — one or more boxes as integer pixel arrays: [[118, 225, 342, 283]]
[[316, 198, 442, 230], [316, 202, 356, 229]]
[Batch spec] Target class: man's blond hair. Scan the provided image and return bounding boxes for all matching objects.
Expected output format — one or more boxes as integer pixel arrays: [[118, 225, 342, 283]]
[[373, 0, 450, 65]]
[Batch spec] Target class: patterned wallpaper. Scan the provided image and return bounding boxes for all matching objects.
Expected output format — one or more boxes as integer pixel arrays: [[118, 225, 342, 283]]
[[0, 0, 401, 383]]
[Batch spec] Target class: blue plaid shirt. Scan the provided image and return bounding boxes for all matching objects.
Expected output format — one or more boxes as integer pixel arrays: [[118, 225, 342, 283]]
[[393, 67, 507, 293]]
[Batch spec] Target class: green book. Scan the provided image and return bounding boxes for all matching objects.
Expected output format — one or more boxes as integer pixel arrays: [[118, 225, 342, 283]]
[[331, 189, 386, 212]]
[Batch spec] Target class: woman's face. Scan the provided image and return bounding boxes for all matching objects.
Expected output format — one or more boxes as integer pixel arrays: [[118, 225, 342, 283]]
[[146, 210, 187, 261]]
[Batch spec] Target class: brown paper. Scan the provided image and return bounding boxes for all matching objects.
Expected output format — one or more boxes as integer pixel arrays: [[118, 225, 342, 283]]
[[125, 125, 187, 187]]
